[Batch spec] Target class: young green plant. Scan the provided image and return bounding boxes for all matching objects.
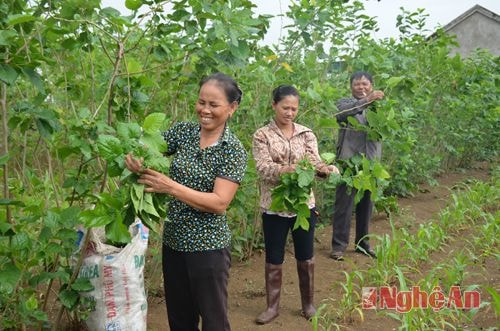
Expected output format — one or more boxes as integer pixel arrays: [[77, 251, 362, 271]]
[[270, 159, 315, 231], [80, 113, 170, 243]]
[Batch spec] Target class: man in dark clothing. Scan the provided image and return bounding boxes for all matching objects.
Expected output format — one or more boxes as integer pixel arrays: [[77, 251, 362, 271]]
[[331, 71, 385, 261]]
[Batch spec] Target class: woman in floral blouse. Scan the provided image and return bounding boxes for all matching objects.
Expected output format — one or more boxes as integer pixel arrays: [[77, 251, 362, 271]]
[[252, 85, 338, 324], [125, 73, 247, 331]]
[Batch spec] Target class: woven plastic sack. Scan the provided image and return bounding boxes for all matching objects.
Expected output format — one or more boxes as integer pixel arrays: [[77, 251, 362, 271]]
[[77, 220, 149, 331]]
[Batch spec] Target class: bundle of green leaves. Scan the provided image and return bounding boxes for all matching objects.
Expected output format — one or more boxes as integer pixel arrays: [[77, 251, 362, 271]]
[[270, 159, 316, 231], [330, 155, 391, 204], [80, 113, 170, 243]]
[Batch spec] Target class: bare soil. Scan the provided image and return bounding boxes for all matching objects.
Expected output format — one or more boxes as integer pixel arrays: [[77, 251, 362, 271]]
[[146, 162, 497, 331]]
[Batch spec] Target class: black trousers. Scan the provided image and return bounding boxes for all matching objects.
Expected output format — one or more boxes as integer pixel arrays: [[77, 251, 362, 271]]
[[262, 208, 317, 264], [162, 245, 231, 331], [331, 183, 373, 252]]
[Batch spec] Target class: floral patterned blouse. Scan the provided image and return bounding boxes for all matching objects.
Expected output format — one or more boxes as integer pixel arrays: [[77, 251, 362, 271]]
[[252, 119, 325, 212], [162, 121, 247, 252]]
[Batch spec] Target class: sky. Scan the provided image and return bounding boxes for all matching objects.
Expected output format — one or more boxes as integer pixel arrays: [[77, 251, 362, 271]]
[[253, 0, 500, 44], [102, 0, 500, 44]]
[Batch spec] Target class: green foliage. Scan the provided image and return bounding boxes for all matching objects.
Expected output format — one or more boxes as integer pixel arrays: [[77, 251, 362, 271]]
[[125, 0, 143, 11], [88, 112, 170, 242], [331, 155, 391, 204], [485, 287, 500, 317], [270, 159, 316, 230], [317, 176, 499, 330], [0, 0, 498, 327]]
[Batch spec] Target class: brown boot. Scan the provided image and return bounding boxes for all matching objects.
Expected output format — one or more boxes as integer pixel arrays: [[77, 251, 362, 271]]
[[297, 258, 316, 320], [255, 263, 282, 324]]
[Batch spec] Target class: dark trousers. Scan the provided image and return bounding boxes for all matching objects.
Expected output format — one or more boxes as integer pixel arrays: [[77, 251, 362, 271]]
[[262, 208, 317, 264], [162, 245, 231, 331], [331, 183, 373, 252]]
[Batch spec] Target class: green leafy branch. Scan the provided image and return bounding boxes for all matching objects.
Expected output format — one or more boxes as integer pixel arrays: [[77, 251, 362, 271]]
[[270, 159, 316, 231], [80, 113, 170, 243], [328, 154, 391, 204]]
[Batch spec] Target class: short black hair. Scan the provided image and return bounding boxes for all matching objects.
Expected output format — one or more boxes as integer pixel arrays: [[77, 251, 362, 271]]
[[200, 72, 243, 104], [350, 71, 373, 85], [272, 85, 299, 104]]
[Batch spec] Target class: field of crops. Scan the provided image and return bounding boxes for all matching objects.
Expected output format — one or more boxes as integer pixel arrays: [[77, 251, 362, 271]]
[[146, 164, 498, 330], [0, 0, 498, 330]]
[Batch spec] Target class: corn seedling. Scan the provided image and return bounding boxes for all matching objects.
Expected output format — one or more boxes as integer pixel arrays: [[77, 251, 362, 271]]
[[367, 219, 405, 285], [311, 304, 341, 331], [317, 270, 365, 329]]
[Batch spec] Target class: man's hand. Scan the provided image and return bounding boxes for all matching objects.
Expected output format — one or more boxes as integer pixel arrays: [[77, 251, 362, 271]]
[[367, 90, 384, 102]]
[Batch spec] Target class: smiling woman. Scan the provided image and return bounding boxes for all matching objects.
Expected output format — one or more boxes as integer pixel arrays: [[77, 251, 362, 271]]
[[196, 77, 240, 143], [124, 72, 247, 331]]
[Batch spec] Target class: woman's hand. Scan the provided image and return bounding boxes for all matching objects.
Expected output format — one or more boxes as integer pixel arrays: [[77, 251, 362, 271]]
[[125, 154, 172, 193], [316, 164, 340, 178], [137, 168, 174, 194], [125, 153, 144, 173], [131, 167, 238, 214], [328, 164, 340, 175], [279, 165, 296, 175]]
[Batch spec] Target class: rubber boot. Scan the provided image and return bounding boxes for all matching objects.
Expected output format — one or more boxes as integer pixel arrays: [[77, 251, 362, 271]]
[[297, 258, 316, 320], [255, 263, 282, 324]]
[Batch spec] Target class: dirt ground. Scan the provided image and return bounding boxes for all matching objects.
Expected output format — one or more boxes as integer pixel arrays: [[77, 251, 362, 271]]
[[145, 163, 496, 331]]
